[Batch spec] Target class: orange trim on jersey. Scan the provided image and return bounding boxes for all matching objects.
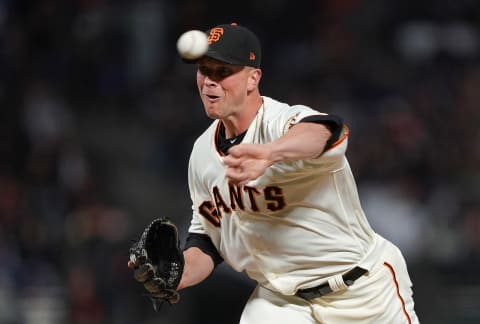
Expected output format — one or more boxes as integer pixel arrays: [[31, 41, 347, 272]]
[[383, 262, 412, 324], [214, 122, 228, 156], [325, 124, 350, 152]]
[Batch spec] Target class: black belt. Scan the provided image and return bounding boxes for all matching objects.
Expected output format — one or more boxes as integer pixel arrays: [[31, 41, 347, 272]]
[[295, 266, 367, 300]]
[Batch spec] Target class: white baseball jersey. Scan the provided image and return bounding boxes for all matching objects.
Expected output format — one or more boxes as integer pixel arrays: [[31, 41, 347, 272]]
[[187, 96, 385, 296]]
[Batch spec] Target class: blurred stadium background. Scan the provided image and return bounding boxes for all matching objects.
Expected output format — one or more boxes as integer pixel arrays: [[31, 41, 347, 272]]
[[1, 0, 479, 323]]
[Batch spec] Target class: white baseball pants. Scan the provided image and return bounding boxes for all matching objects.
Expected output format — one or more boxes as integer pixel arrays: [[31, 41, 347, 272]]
[[239, 241, 419, 324]]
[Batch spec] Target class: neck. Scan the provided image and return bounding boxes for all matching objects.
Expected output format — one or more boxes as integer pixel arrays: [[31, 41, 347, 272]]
[[222, 95, 263, 138]]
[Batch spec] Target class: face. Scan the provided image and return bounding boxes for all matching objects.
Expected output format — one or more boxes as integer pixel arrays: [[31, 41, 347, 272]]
[[196, 57, 258, 120]]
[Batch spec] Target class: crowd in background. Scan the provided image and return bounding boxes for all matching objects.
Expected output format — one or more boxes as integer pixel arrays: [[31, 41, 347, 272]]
[[0, 0, 479, 323]]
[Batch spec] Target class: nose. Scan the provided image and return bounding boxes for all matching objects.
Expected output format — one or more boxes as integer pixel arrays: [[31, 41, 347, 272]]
[[202, 75, 218, 86]]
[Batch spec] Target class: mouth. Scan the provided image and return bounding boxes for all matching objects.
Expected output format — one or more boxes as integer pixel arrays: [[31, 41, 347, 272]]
[[204, 94, 220, 102]]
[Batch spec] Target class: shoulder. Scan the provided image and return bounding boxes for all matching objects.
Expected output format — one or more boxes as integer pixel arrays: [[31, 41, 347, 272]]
[[262, 96, 326, 120], [261, 96, 331, 135], [190, 120, 219, 163], [193, 120, 218, 148]]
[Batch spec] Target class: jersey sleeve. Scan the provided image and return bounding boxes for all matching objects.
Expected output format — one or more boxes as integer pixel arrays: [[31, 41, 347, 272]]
[[298, 114, 343, 152], [186, 151, 223, 267], [187, 148, 208, 235], [274, 104, 322, 137], [266, 103, 349, 170]]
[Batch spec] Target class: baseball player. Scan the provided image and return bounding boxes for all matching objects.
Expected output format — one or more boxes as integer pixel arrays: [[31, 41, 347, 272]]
[[175, 23, 419, 323]]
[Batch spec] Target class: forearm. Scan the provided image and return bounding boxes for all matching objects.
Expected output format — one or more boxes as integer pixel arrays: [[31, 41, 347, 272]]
[[267, 122, 331, 162], [177, 247, 215, 290], [224, 122, 332, 184]]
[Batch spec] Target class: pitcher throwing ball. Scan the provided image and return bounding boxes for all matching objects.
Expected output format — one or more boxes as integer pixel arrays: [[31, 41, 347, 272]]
[[129, 22, 419, 324]]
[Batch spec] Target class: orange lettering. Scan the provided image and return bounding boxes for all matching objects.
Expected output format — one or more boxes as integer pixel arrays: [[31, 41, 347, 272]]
[[208, 28, 224, 44]]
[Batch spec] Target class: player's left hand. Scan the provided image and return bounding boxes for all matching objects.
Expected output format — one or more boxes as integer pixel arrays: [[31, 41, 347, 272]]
[[129, 217, 184, 311], [223, 143, 273, 185]]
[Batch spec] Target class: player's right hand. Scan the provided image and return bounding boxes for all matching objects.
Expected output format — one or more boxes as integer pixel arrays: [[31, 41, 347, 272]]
[[223, 143, 273, 185]]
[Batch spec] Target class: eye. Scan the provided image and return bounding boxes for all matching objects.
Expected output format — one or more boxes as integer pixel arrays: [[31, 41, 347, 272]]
[[198, 66, 210, 76], [217, 67, 233, 78]]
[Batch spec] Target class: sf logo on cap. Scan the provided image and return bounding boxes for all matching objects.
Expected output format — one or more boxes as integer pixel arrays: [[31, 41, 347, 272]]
[[208, 28, 224, 44]]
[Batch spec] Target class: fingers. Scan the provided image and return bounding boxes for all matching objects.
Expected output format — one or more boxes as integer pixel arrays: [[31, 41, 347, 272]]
[[225, 166, 251, 185], [134, 263, 156, 283], [223, 160, 260, 185], [222, 154, 243, 168], [226, 144, 244, 157], [223, 146, 248, 168], [223, 143, 272, 184], [226, 143, 256, 161], [229, 143, 266, 158], [223, 148, 249, 184], [144, 277, 167, 294]]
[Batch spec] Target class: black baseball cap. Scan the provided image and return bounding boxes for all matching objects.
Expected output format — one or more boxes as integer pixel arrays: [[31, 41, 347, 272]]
[[185, 23, 262, 68]]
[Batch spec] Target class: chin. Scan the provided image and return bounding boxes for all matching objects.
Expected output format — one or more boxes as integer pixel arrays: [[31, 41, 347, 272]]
[[205, 109, 220, 120]]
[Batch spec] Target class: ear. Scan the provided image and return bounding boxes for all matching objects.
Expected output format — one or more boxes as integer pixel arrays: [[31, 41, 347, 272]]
[[247, 69, 262, 91]]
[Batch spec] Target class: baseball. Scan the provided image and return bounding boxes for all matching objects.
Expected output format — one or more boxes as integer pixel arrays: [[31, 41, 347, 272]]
[[176, 30, 209, 60]]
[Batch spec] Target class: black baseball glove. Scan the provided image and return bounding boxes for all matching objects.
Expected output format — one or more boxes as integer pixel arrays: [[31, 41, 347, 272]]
[[129, 217, 184, 311]]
